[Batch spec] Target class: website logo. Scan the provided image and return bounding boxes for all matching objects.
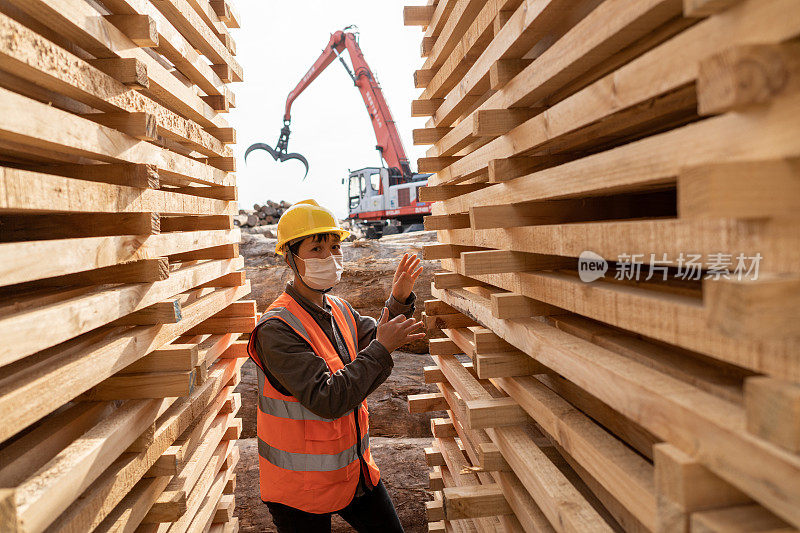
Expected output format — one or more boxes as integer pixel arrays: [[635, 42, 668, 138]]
[[578, 251, 608, 283]]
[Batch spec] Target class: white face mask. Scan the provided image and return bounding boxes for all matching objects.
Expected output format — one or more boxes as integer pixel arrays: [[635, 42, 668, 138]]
[[296, 254, 344, 290]]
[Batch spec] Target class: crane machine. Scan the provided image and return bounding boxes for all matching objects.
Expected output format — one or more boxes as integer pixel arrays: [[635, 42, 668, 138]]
[[245, 26, 431, 238]]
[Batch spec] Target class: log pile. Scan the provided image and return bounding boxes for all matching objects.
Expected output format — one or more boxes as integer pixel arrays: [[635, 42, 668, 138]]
[[404, 0, 800, 531], [0, 0, 250, 531], [234, 200, 293, 228]]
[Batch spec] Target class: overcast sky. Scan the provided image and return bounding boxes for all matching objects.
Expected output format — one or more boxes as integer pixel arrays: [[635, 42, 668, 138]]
[[228, 1, 429, 219]]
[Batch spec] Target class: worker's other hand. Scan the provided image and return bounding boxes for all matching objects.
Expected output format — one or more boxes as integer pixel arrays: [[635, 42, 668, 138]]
[[376, 307, 426, 353], [392, 253, 423, 303]]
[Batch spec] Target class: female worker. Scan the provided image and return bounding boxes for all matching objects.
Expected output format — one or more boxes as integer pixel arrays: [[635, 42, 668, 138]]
[[247, 199, 425, 532]]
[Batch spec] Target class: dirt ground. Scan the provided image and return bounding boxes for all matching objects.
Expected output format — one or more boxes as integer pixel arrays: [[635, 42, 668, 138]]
[[233, 229, 445, 532]]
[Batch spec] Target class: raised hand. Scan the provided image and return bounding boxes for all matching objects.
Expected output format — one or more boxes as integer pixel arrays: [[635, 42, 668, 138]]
[[391, 253, 423, 303], [376, 307, 426, 353]]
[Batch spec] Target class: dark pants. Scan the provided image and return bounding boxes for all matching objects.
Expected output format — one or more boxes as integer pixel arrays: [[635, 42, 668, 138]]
[[265, 480, 404, 533]]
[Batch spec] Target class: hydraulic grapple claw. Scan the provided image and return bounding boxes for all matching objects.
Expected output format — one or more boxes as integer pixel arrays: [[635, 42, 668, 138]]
[[244, 121, 310, 180]]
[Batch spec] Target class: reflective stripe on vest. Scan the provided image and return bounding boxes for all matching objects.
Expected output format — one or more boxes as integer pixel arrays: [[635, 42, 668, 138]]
[[258, 306, 311, 344], [258, 431, 370, 472], [255, 365, 347, 422]]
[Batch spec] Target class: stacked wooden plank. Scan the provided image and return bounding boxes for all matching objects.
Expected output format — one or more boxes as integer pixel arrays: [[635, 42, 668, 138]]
[[405, 0, 800, 531], [0, 0, 250, 531]]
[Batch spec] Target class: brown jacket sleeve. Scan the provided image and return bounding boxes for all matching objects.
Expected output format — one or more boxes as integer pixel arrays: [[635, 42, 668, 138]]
[[254, 320, 393, 420], [252, 292, 417, 420]]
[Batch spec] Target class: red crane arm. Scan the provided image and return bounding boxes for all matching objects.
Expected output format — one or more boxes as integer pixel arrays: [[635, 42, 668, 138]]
[[283, 30, 412, 178]]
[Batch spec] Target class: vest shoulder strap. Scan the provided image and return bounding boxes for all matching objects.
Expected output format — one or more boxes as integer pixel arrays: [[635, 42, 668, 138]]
[[258, 304, 312, 346], [325, 295, 358, 357]]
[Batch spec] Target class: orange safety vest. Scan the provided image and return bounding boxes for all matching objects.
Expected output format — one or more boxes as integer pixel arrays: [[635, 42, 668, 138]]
[[246, 291, 381, 513]]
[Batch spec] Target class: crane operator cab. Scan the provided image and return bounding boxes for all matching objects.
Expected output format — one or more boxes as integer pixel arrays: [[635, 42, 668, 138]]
[[343, 167, 432, 239]]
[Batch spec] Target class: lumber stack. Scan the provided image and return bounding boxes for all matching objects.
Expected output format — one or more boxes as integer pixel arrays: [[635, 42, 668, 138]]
[[0, 0, 249, 531], [405, 0, 800, 531]]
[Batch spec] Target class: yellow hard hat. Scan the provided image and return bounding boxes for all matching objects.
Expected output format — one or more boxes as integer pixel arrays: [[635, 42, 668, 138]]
[[275, 199, 350, 255]]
